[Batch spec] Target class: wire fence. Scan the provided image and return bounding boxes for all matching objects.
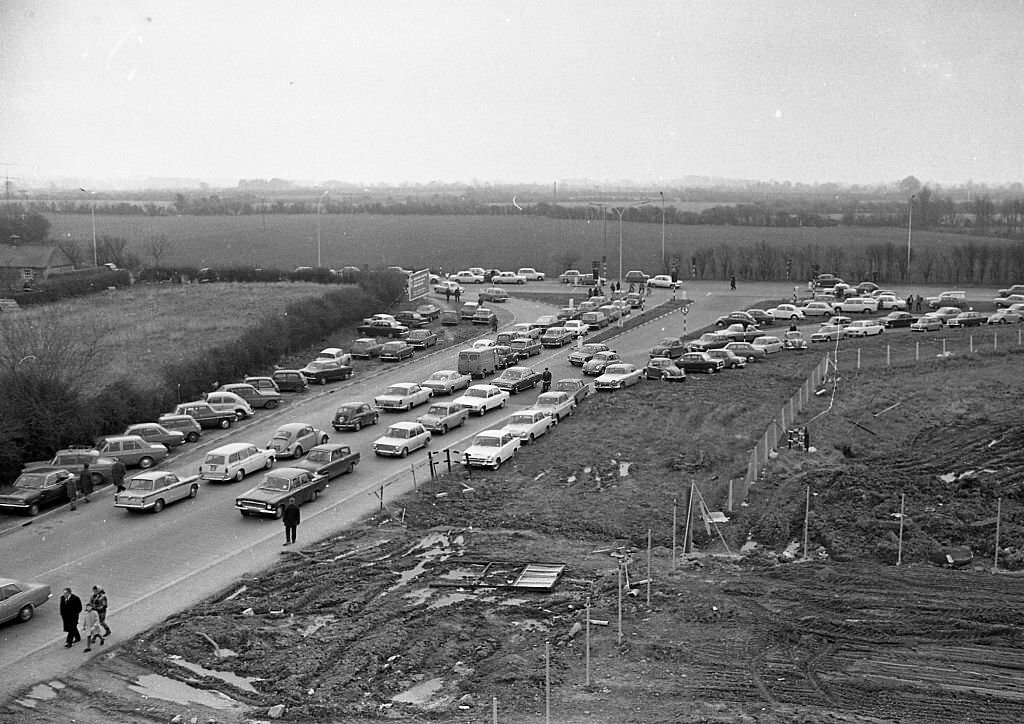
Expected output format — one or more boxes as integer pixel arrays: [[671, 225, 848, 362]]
[[824, 327, 1024, 370]]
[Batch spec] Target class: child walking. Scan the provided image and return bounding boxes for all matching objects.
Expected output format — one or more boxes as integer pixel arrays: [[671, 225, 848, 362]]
[[82, 603, 105, 652]]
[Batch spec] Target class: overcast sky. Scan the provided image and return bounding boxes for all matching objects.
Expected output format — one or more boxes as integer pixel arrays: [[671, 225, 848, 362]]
[[2, 0, 1022, 187]]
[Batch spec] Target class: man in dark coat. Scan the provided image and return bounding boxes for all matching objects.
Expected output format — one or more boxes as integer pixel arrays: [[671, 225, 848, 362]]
[[80, 462, 93, 502], [282, 497, 300, 546], [90, 584, 112, 636], [112, 460, 127, 493], [59, 587, 83, 647]]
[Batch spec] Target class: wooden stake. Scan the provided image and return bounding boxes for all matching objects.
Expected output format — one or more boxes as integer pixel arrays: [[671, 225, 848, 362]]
[[672, 497, 677, 570], [682, 483, 695, 554], [994, 497, 1002, 571], [545, 640, 550, 724], [493, 696, 497, 724], [803, 486, 810, 560], [646, 528, 652, 608], [896, 494, 905, 566], [617, 563, 623, 646], [585, 597, 591, 686]]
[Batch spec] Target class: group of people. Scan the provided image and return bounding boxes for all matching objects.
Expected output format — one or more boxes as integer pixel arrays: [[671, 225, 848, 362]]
[[65, 460, 127, 511], [908, 294, 925, 312], [59, 585, 111, 651], [443, 286, 462, 303]]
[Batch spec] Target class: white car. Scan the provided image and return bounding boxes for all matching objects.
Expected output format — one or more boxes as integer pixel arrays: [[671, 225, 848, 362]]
[[510, 322, 541, 339], [453, 384, 510, 416], [751, 335, 784, 353], [420, 370, 472, 396], [502, 409, 555, 444], [832, 297, 880, 314], [433, 280, 463, 295], [372, 422, 431, 458], [449, 270, 485, 284], [810, 325, 845, 342], [875, 294, 908, 310], [562, 320, 589, 338], [534, 391, 577, 421], [471, 338, 497, 350], [373, 383, 433, 411], [844, 319, 885, 337], [646, 274, 680, 289], [517, 267, 546, 281], [594, 363, 643, 390], [766, 304, 805, 321], [492, 271, 526, 285], [800, 301, 834, 317], [460, 429, 520, 469]]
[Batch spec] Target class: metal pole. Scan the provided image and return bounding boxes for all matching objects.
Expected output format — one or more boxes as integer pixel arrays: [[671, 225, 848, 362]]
[[617, 208, 624, 286], [316, 190, 328, 268], [671, 497, 677, 569], [896, 493, 905, 566], [906, 195, 914, 278], [803, 486, 810, 560], [660, 191, 666, 273], [90, 202, 97, 267]]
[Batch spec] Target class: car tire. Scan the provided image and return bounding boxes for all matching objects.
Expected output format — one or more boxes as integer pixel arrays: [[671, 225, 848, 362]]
[[400, 447, 409, 458], [139, 456, 155, 469], [274, 505, 285, 520], [240, 510, 250, 517], [293, 446, 303, 459], [189, 485, 199, 498], [353, 420, 362, 431], [265, 457, 274, 469], [234, 469, 245, 482], [441, 424, 449, 435], [265, 400, 279, 409], [219, 418, 231, 429], [320, 435, 329, 444], [28, 503, 40, 517], [500, 399, 507, 408], [235, 410, 245, 421], [17, 604, 34, 622], [313, 489, 321, 500], [528, 433, 535, 444], [153, 499, 165, 514], [319, 377, 327, 385], [186, 431, 200, 443]]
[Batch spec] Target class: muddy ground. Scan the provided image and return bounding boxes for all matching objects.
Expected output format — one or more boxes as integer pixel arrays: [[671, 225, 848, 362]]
[[5, 330, 1023, 724]]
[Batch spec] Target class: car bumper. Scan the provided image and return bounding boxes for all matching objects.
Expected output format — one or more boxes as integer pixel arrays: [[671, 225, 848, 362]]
[[236, 500, 279, 516]]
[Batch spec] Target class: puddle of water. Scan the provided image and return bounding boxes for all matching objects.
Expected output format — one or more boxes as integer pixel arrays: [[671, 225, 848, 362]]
[[403, 588, 431, 606], [619, 461, 632, 477], [169, 656, 260, 693], [392, 676, 444, 705], [129, 674, 244, 710], [26, 683, 57, 700], [299, 613, 336, 638], [438, 566, 482, 583], [427, 592, 474, 610]]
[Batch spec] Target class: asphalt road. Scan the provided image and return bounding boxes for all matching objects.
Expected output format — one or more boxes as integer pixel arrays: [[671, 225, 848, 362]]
[[0, 278, 977, 698]]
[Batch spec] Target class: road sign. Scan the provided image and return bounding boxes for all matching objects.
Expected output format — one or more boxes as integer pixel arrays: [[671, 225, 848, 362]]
[[407, 269, 430, 300]]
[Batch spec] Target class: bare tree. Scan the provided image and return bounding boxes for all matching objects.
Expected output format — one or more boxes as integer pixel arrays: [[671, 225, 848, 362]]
[[56, 237, 85, 267], [145, 233, 172, 267]]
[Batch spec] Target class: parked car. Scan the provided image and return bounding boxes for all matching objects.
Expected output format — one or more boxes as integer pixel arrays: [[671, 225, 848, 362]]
[[644, 357, 687, 382], [706, 348, 747, 369], [300, 358, 354, 385], [556, 306, 580, 321], [678, 352, 726, 374], [434, 279, 464, 295], [624, 270, 650, 284], [650, 337, 687, 359], [199, 442, 276, 482], [356, 319, 410, 338], [715, 311, 758, 327], [372, 421, 431, 458], [271, 369, 310, 392], [910, 315, 944, 332], [844, 319, 885, 337], [947, 311, 987, 328], [646, 275, 680, 289], [316, 347, 353, 365], [414, 372, 469, 400], [217, 382, 283, 410], [95, 435, 169, 469], [782, 331, 809, 350], [745, 309, 775, 326], [827, 315, 854, 328], [509, 337, 542, 358], [395, 311, 429, 328], [517, 267, 545, 281], [562, 319, 590, 338], [531, 315, 560, 330], [460, 429, 520, 469], [720, 324, 764, 343], [767, 304, 805, 321], [686, 332, 732, 353], [417, 401, 470, 434], [800, 301, 835, 317], [243, 376, 280, 394], [204, 391, 255, 420], [453, 384, 509, 416], [595, 363, 643, 390], [331, 401, 380, 431], [987, 309, 1023, 325], [503, 409, 555, 444], [540, 326, 575, 347], [723, 341, 768, 361], [926, 290, 966, 309], [154, 414, 202, 443], [492, 271, 526, 285], [290, 443, 360, 481], [875, 294, 907, 311], [380, 340, 415, 361], [0, 468, 76, 516], [553, 378, 592, 405], [811, 325, 845, 342], [881, 311, 916, 328], [473, 307, 498, 326], [478, 286, 509, 303], [832, 297, 880, 314], [993, 294, 1024, 309], [0, 576, 51, 624], [509, 322, 541, 339], [534, 391, 577, 420], [114, 471, 199, 514], [752, 335, 784, 353], [440, 309, 460, 325], [997, 283, 1024, 297], [171, 402, 235, 429], [267, 423, 329, 459], [235, 467, 327, 518], [122, 423, 186, 449], [582, 351, 621, 376], [559, 269, 584, 284], [931, 306, 963, 324], [449, 271, 484, 284], [416, 303, 441, 321], [348, 338, 383, 359], [493, 365, 543, 394]]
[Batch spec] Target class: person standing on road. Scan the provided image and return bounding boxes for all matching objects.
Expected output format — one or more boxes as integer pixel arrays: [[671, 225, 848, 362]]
[[730, 275, 737, 291], [79, 462, 93, 502], [454, 287, 461, 303], [490, 316, 498, 333], [282, 497, 300, 546], [82, 603, 105, 652], [65, 472, 78, 511], [60, 587, 83, 648], [90, 585, 112, 637], [112, 460, 127, 493], [906, 295, 914, 312], [541, 367, 552, 392], [444, 287, 451, 303]]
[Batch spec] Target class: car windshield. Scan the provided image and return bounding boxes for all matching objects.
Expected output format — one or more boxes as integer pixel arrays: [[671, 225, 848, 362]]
[[466, 388, 488, 398], [605, 365, 630, 374], [14, 473, 49, 489], [305, 449, 331, 463], [386, 427, 411, 438], [474, 436, 501, 447], [537, 393, 563, 405], [271, 431, 293, 441], [554, 381, 578, 390], [260, 476, 294, 492], [510, 414, 535, 424], [503, 370, 524, 379], [337, 406, 360, 415], [127, 478, 155, 492], [306, 361, 330, 371], [426, 405, 449, 416]]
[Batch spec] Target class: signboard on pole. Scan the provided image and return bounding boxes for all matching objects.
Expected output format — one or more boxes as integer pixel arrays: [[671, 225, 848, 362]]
[[407, 269, 430, 301]]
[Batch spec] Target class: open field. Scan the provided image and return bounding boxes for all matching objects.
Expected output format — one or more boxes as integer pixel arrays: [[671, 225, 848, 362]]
[[7, 336, 1022, 724], [44, 213, 1016, 283]]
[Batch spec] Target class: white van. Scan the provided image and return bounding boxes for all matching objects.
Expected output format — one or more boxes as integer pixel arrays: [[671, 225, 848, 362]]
[[204, 391, 255, 420], [199, 442, 276, 483]]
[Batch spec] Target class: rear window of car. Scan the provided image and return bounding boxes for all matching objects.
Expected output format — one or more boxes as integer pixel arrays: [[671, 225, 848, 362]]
[[204, 454, 227, 465]]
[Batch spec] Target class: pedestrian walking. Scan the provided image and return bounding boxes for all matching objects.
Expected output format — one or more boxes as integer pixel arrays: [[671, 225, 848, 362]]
[[112, 460, 127, 494], [454, 287, 461, 303], [916, 294, 923, 312], [82, 603, 105, 652], [90, 585, 112, 636], [906, 295, 913, 312], [80, 462, 93, 502], [282, 497, 300, 545], [444, 288, 451, 303], [65, 471, 78, 511], [541, 367, 552, 392], [490, 316, 498, 333], [59, 587, 83, 648], [730, 275, 737, 291]]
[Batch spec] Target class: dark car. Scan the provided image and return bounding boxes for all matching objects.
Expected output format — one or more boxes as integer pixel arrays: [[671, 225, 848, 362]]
[[715, 311, 757, 328], [271, 369, 310, 392], [217, 382, 283, 410], [492, 365, 543, 394], [0, 468, 76, 516], [22, 448, 117, 488], [395, 311, 429, 328], [416, 303, 441, 322], [300, 358, 354, 384], [509, 337, 541, 358], [678, 352, 726, 374], [745, 309, 775, 326], [947, 311, 987, 328], [553, 378, 592, 405], [494, 345, 521, 369], [407, 329, 438, 349], [235, 467, 327, 518], [349, 338, 385, 359], [380, 340, 415, 361], [155, 414, 202, 443], [644, 357, 686, 382], [649, 337, 687, 359], [881, 311, 916, 328], [568, 343, 612, 366], [122, 423, 187, 448], [331, 401, 380, 431], [290, 443, 360, 481]]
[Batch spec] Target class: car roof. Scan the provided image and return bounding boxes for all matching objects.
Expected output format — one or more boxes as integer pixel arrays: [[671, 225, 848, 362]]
[[208, 442, 260, 453], [388, 421, 422, 429], [275, 422, 311, 432]]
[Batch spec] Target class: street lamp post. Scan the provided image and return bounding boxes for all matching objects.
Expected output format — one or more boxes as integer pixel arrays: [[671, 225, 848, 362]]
[[315, 190, 329, 268], [589, 201, 650, 285], [80, 187, 98, 267], [659, 191, 666, 274], [906, 195, 915, 280]]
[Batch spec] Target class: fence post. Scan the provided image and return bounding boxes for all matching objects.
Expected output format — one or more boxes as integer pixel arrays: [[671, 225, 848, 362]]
[[994, 331, 998, 352], [970, 335, 974, 353], [857, 348, 861, 369], [916, 341, 919, 361], [886, 345, 890, 367]]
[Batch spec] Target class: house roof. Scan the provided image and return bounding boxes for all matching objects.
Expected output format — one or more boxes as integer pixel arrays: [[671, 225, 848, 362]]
[[0, 244, 74, 269]]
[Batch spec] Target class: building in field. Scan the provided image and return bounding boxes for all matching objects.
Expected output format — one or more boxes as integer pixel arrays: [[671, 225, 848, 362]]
[[0, 240, 76, 291]]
